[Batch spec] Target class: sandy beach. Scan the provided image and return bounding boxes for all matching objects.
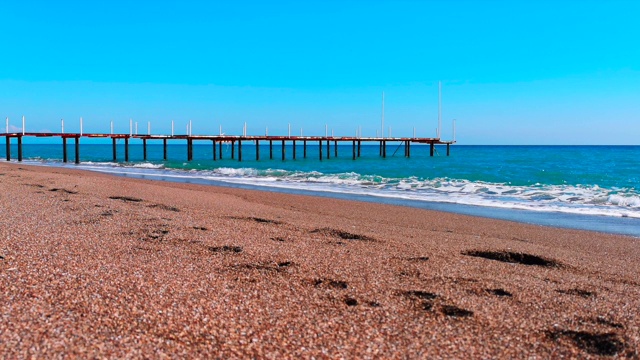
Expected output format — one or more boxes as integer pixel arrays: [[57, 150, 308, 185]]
[[0, 161, 638, 358]]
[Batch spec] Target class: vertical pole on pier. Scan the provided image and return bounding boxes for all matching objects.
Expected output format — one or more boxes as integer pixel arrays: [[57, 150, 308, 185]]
[[238, 139, 242, 162], [352, 140, 356, 160], [188, 138, 193, 161], [334, 140, 337, 158], [319, 140, 323, 161], [5, 136, 10, 161], [357, 140, 361, 157], [408, 141, 411, 158], [326, 140, 330, 159], [74, 136, 80, 164], [281, 140, 285, 161], [63, 137, 69, 163], [303, 140, 307, 158], [404, 141, 408, 157], [163, 138, 167, 160], [255, 140, 260, 160], [379, 141, 382, 156], [125, 137, 129, 162], [430, 142, 434, 157], [212, 140, 216, 161], [447, 143, 450, 156], [293, 140, 296, 160], [143, 138, 147, 160], [269, 140, 273, 159], [219, 141, 222, 160], [111, 138, 116, 161], [17, 135, 23, 162], [22, 116, 25, 135], [383, 140, 387, 158], [231, 140, 235, 159]]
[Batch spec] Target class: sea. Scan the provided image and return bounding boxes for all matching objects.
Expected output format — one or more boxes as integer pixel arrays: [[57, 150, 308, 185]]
[[4, 142, 640, 237]]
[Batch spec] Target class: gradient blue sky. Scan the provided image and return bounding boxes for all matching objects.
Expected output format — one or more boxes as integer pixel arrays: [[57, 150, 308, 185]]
[[1, 0, 638, 144]]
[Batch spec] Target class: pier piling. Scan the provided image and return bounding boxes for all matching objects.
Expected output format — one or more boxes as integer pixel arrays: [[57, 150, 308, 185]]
[[255, 140, 260, 160], [293, 140, 296, 160], [74, 136, 79, 164], [5, 136, 9, 161], [143, 139, 147, 160], [17, 136, 23, 162], [125, 138, 129, 162], [111, 138, 116, 161], [281, 140, 285, 161], [163, 138, 167, 160], [64, 138, 69, 163], [238, 139, 242, 162]]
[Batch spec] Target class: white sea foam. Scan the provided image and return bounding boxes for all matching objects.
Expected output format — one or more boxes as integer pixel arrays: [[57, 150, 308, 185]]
[[38, 161, 640, 219]]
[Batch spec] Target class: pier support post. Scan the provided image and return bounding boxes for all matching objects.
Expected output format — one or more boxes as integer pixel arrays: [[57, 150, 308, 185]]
[[125, 138, 129, 162], [219, 141, 222, 159], [212, 140, 216, 160], [63, 138, 69, 163], [17, 135, 22, 162], [319, 140, 323, 161], [5, 136, 9, 161], [281, 140, 285, 161], [269, 140, 273, 160], [352, 140, 356, 160], [379, 141, 382, 156], [231, 140, 235, 159], [447, 143, 450, 156], [238, 139, 242, 162], [326, 140, 330, 159], [334, 140, 338, 158], [293, 140, 296, 160], [430, 143, 434, 157], [112, 138, 116, 161], [74, 136, 80, 164], [187, 138, 193, 161], [255, 140, 260, 160], [408, 141, 411, 158], [357, 140, 361, 157], [143, 139, 147, 160], [382, 140, 386, 158], [163, 138, 168, 160], [303, 140, 307, 158]]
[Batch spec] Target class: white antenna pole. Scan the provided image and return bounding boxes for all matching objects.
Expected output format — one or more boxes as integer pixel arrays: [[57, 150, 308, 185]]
[[453, 119, 456, 142], [381, 92, 385, 138], [135, 122, 138, 135], [300, 128, 303, 136], [221, 125, 223, 135], [189, 120, 192, 136], [129, 119, 133, 136], [5, 117, 8, 133], [61, 119, 65, 134], [110, 120, 113, 134], [147, 121, 151, 135], [171, 120, 174, 136], [438, 81, 442, 139], [79, 117, 83, 136], [331, 129, 334, 137], [244, 122, 247, 136], [265, 126, 268, 136], [22, 115, 25, 135], [413, 127, 416, 138]]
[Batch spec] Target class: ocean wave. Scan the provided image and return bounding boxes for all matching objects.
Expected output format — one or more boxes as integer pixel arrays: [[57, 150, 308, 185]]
[[39, 161, 640, 219]]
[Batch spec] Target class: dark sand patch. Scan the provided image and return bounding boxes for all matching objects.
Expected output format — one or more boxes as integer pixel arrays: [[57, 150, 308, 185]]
[[463, 250, 560, 267], [547, 330, 626, 356], [556, 288, 595, 298], [310, 228, 376, 242], [314, 279, 348, 290], [441, 305, 474, 318], [148, 204, 180, 212], [109, 196, 143, 202], [208, 246, 243, 254], [50, 188, 78, 194], [487, 288, 513, 297]]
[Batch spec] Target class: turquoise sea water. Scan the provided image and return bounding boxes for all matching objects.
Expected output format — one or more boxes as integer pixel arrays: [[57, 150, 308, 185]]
[[4, 142, 639, 235]]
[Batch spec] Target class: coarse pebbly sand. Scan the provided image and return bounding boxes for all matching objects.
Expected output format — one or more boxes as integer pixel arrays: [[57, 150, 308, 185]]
[[0, 162, 638, 359]]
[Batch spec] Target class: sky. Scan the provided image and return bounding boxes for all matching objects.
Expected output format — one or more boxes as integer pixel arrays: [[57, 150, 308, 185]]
[[1, 0, 639, 144]]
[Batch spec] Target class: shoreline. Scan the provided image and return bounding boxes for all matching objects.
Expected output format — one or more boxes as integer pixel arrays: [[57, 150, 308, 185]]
[[1, 162, 639, 357], [22, 160, 640, 237]]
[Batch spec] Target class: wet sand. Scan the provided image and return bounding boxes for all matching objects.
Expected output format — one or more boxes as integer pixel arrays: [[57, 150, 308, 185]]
[[0, 162, 638, 358]]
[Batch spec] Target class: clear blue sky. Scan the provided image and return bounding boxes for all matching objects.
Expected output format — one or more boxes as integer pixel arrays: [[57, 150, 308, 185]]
[[1, 0, 638, 144]]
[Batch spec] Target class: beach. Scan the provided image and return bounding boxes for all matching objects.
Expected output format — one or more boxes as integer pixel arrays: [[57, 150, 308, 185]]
[[1, 162, 638, 358]]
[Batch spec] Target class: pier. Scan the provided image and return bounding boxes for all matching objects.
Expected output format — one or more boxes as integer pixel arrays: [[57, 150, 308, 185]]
[[2, 132, 455, 163]]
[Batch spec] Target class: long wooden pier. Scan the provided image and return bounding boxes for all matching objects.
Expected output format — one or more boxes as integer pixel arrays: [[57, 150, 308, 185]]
[[2, 132, 455, 163]]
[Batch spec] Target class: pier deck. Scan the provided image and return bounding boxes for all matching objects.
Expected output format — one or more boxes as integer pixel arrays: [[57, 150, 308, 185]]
[[3, 132, 455, 163]]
